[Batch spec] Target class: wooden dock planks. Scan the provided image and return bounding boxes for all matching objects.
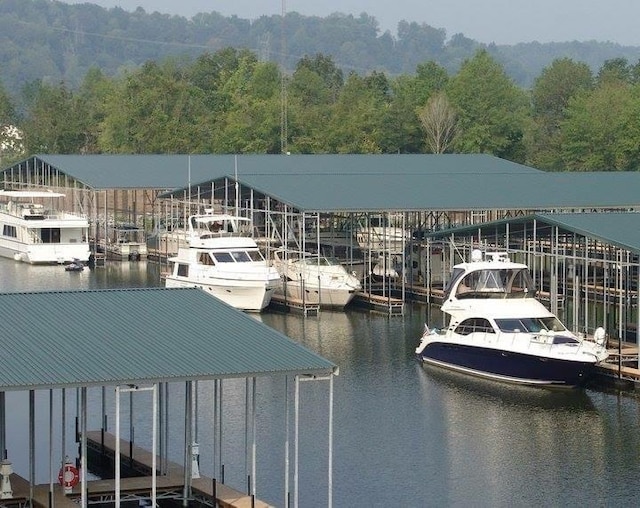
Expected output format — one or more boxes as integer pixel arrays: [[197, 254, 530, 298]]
[[4, 431, 273, 508]]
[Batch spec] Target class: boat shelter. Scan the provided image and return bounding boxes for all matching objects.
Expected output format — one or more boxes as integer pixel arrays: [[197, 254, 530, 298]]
[[421, 212, 640, 372], [3, 154, 640, 331], [0, 287, 337, 507]]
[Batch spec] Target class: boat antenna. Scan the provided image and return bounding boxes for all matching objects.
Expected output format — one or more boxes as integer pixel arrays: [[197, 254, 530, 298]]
[[187, 155, 191, 214], [234, 154, 239, 216]]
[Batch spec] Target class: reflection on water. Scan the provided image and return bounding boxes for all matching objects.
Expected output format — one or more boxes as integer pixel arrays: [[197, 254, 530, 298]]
[[2, 259, 640, 506]]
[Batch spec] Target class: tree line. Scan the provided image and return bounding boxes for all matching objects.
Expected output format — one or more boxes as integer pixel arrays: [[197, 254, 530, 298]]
[[1, 47, 640, 171]]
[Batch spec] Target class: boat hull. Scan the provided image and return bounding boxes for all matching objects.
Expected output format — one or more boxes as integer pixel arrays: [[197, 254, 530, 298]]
[[417, 342, 597, 387], [276, 280, 357, 309], [0, 243, 91, 264], [165, 276, 276, 312]]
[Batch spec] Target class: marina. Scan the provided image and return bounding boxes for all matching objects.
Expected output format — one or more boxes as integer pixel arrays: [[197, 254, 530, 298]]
[[1, 260, 640, 507], [2, 154, 640, 506]]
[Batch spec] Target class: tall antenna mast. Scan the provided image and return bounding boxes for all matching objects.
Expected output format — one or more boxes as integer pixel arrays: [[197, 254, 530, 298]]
[[280, 0, 288, 154]]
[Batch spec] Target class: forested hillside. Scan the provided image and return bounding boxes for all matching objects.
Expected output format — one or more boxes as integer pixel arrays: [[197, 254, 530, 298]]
[[1, 0, 639, 97], [1, 1, 640, 171]]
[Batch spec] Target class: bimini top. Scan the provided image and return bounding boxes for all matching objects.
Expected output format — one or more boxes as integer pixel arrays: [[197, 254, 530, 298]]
[[0, 287, 337, 391]]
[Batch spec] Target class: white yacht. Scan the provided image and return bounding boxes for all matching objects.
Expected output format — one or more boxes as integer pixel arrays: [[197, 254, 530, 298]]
[[272, 248, 362, 309], [0, 190, 90, 264], [415, 250, 609, 387], [164, 212, 281, 312]]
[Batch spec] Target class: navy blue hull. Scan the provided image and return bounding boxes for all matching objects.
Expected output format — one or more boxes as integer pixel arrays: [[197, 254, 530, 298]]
[[418, 342, 596, 387]]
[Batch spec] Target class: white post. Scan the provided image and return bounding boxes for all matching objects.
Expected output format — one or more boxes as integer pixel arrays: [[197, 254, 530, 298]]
[[152, 383, 157, 506], [0, 459, 12, 499], [115, 385, 121, 507]]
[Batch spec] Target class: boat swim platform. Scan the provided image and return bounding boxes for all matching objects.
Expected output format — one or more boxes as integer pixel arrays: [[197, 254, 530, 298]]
[[2, 431, 272, 508]]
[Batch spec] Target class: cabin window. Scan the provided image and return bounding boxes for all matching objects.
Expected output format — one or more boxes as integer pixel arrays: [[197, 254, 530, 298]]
[[198, 252, 215, 265], [455, 318, 494, 336], [495, 317, 566, 333], [40, 228, 61, 243], [2, 225, 17, 237], [231, 251, 251, 262], [213, 252, 234, 263], [247, 250, 264, 262], [177, 264, 189, 277]]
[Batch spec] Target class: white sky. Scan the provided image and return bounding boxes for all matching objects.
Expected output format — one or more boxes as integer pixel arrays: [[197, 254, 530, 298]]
[[61, 0, 640, 46]]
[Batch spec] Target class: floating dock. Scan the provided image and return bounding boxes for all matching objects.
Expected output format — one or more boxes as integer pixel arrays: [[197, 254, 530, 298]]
[[269, 293, 320, 315]]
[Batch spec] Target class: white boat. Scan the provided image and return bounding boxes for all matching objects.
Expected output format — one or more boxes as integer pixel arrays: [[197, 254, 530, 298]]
[[164, 212, 281, 312], [0, 190, 90, 264], [104, 224, 147, 260], [415, 250, 609, 387], [272, 248, 362, 309]]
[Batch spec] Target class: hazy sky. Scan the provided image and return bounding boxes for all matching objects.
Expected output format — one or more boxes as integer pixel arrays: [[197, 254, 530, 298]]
[[62, 0, 640, 46]]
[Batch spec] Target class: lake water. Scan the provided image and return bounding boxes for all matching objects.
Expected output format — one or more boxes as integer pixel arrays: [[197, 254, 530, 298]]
[[2, 258, 640, 507]]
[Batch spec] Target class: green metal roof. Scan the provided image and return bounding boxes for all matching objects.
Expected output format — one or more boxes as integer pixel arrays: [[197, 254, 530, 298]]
[[185, 172, 640, 212], [5, 154, 640, 212], [0, 288, 337, 391], [425, 212, 640, 255], [3, 154, 539, 191]]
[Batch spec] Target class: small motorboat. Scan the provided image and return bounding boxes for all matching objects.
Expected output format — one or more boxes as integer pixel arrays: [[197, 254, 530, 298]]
[[65, 259, 85, 272]]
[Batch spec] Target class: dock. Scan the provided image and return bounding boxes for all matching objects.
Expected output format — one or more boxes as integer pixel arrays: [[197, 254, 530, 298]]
[[352, 291, 404, 315], [269, 293, 320, 315], [597, 342, 640, 388], [3, 431, 272, 508]]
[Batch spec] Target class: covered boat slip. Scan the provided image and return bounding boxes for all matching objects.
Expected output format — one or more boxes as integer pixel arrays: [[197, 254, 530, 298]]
[[2, 155, 640, 320], [0, 288, 337, 508], [420, 213, 640, 382]]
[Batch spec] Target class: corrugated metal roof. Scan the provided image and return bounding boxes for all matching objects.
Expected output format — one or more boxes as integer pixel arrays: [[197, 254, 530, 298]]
[[0, 288, 336, 391], [4, 154, 539, 190], [6, 155, 640, 212], [29, 154, 233, 189], [215, 172, 640, 212], [425, 212, 640, 254]]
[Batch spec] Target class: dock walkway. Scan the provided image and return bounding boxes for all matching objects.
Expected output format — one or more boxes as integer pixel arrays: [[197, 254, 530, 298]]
[[4, 431, 272, 508]]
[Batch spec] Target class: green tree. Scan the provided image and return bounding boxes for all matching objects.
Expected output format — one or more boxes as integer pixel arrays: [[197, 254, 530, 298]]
[[21, 81, 86, 153], [446, 50, 529, 161], [325, 72, 389, 153], [214, 58, 282, 153], [561, 82, 640, 171], [98, 60, 210, 153], [0, 80, 22, 164], [528, 58, 593, 170], [287, 54, 343, 153], [385, 61, 449, 153], [596, 58, 631, 86]]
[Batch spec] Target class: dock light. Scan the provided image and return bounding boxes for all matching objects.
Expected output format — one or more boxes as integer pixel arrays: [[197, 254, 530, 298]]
[[471, 249, 483, 262]]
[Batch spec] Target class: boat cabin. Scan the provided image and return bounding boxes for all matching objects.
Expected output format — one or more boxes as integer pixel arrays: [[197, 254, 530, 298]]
[[443, 252, 537, 301]]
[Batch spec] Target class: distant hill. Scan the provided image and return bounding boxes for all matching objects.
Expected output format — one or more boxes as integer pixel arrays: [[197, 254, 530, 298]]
[[1, 0, 639, 99]]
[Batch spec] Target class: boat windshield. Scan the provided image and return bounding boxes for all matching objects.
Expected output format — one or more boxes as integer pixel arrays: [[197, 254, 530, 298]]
[[494, 316, 567, 333], [301, 256, 340, 266], [212, 250, 264, 263], [455, 268, 536, 299]]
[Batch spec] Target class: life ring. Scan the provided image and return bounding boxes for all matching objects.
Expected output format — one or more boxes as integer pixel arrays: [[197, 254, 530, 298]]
[[58, 464, 80, 488]]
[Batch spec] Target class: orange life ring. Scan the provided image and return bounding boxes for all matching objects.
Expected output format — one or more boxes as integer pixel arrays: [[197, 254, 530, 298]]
[[58, 464, 80, 488]]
